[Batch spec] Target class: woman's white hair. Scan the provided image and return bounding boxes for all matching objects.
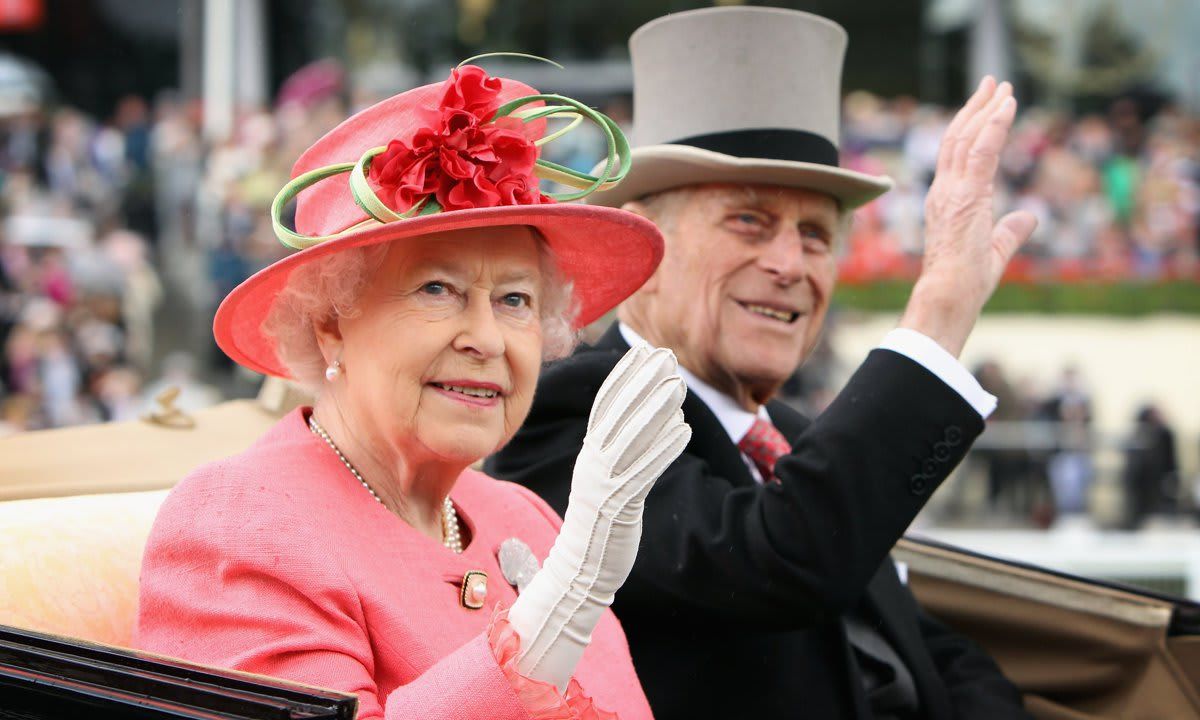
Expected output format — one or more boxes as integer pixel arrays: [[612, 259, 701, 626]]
[[262, 233, 579, 392]]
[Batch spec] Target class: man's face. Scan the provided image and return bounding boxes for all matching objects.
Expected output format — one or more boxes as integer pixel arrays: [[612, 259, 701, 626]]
[[627, 184, 840, 407]]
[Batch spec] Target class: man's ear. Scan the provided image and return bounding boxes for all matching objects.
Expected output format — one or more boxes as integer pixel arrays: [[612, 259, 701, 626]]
[[621, 199, 650, 219], [312, 314, 344, 367], [621, 200, 661, 294]]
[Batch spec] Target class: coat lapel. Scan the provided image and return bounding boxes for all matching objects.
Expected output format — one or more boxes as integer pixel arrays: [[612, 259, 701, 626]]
[[863, 563, 954, 720], [685, 393, 756, 487], [594, 324, 756, 487], [765, 399, 811, 445]]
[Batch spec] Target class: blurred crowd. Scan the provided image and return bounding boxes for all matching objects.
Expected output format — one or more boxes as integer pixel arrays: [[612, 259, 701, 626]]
[[782, 342, 1188, 529], [0, 86, 334, 434], [839, 92, 1200, 283], [1, 71, 1198, 452], [1, 96, 163, 433], [967, 362, 1185, 529]]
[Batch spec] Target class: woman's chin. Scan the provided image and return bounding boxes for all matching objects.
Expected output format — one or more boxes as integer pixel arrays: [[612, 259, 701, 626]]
[[421, 431, 500, 467]]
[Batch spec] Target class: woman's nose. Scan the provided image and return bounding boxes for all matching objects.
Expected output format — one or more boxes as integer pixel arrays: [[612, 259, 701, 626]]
[[453, 296, 505, 358]]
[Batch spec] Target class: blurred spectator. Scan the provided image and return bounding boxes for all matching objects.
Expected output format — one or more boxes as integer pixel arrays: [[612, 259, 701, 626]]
[[1041, 365, 1093, 425], [90, 363, 143, 422], [1122, 404, 1181, 528], [102, 229, 163, 369], [973, 360, 1032, 516], [1041, 367, 1095, 516], [1047, 396, 1095, 516]]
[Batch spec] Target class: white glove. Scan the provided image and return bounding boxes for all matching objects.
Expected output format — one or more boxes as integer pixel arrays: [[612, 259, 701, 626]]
[[507, 345, 691, 691]]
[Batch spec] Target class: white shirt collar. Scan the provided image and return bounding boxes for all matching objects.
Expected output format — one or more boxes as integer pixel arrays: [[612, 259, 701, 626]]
[[617, 322, 769, 444]]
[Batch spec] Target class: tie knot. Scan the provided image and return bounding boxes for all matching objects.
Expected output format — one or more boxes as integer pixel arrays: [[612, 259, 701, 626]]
[[737, 417, 790, 483]]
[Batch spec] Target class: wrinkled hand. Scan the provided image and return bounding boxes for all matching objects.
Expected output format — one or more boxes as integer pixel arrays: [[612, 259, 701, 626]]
[[507, 345, 691, 691], [900, 76, 1038, 357]]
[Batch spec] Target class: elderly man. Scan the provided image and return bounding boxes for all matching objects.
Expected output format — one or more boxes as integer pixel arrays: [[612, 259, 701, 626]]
[[488, 7, 1033, 719]]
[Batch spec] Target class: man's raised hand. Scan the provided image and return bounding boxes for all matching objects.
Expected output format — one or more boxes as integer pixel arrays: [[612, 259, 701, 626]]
[[900, 76, 1039, 357]]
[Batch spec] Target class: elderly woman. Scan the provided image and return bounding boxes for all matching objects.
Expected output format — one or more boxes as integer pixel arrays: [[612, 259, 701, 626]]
[[135, 65, 690, 720]]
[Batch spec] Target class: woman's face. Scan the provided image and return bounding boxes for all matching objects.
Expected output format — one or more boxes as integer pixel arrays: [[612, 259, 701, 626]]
[[332, 226, 545, 467]]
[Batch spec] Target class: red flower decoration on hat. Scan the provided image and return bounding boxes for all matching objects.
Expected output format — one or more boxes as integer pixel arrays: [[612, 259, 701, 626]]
[[369, 65, 554, 213], [440, 64, 503, 116]]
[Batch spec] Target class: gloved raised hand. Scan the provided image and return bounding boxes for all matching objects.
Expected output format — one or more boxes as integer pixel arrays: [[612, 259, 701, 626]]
[[507, 345, 691, 691]]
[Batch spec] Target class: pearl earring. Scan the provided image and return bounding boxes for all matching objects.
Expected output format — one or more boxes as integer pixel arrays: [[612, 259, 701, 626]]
[[325, 360, 342, 382]]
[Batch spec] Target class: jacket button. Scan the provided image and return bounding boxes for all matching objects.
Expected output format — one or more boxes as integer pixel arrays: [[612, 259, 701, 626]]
[[909, 475, 929, 495], [945, 425, 963, 446], [922, 458, 938, 476], [933, 441, 951, 462]]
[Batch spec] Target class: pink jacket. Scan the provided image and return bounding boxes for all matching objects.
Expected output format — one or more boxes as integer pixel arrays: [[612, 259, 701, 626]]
[[136, 409, 654, 719]]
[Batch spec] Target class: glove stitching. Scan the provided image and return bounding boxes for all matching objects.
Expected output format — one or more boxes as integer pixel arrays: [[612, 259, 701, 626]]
[[521, 479, 624, 673]]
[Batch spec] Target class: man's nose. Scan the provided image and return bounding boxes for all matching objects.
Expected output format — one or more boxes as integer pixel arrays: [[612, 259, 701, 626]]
[[757, 229, 807, 285], [454, 295, 505, 359]]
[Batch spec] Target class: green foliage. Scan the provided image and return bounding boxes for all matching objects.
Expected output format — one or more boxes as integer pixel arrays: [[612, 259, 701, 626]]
[[833, 281, 1200, 315]]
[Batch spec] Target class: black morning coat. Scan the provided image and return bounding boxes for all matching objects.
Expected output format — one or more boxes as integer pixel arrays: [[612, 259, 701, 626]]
[[486, 325, 1031, 719]]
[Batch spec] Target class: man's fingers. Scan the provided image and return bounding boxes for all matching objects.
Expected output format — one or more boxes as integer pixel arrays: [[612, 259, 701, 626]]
[[991, 210, 1038, 263], [936, 79, 992, 178], [951, 81, 1012, 175], [935, 75, 997, 177], [963, 95, 1017, 188]]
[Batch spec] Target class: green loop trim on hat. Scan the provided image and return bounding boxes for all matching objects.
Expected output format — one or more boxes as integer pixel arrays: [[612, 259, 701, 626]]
[[492, 93, 631, 201], [457, 51, 565, 70], [270, 60, 629, 252], [271, 161, 357, 251]]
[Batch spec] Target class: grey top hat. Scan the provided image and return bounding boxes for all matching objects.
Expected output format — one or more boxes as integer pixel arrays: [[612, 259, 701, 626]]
[[588, 6, 892, 210]]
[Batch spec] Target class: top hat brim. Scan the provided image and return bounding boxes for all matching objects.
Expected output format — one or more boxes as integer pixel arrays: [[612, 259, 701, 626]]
[[213, 203, 663, 380], [586, 144, 893, 211]]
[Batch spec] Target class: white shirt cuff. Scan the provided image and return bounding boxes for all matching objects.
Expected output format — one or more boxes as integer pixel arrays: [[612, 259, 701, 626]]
[[877, 328, 997, 419]]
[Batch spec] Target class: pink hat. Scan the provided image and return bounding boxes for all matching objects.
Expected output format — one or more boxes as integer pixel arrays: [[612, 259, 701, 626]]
[[214, 62, 662, 379]]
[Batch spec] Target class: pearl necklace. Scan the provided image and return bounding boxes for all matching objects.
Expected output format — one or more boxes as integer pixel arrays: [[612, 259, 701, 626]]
[[307, 415, 463, 554]]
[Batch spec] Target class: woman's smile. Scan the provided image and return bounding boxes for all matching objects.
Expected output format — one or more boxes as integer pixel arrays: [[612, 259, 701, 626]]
[[428, 380, 504, 408]]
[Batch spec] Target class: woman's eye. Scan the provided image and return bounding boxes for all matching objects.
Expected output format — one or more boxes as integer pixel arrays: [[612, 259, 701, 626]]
[[421, 281, 448, 295]]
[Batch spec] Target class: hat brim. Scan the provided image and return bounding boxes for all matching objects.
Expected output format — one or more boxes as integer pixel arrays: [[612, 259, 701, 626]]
[[214, 204, 663, 379], [586, 144, 893, 210]]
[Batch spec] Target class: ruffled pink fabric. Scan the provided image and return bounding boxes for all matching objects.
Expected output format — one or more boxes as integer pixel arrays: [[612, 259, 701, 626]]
[[487, 610, 619, 720]]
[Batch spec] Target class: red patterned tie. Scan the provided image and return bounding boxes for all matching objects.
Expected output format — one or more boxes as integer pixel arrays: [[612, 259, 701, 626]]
[[738, 417, 791, 483]]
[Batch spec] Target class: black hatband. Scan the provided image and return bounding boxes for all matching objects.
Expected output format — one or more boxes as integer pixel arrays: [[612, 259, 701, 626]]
[[670, 128, 839, 166]]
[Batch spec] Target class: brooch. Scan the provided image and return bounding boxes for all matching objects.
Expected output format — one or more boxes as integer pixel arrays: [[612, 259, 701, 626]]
[[460, 571, 488, 610], [498, 538, 540, 593]]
